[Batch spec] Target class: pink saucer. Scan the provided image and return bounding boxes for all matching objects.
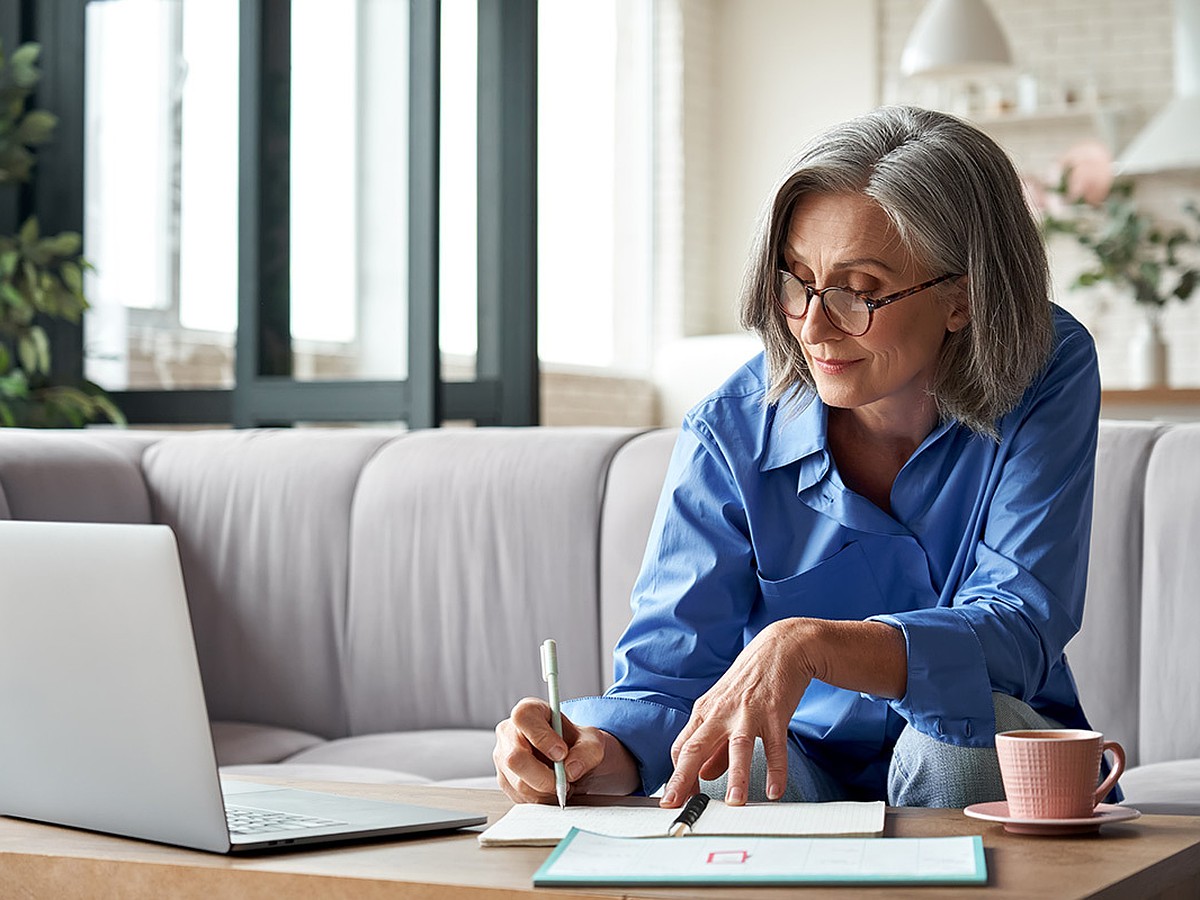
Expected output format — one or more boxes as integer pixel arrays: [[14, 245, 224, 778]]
[[963, 801, 1140, 835]]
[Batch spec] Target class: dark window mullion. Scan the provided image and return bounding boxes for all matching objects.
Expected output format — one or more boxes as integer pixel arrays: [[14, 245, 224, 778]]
[[0, 1, 30, 239], [27, 0, 86, 385], [407, 0, 441, 428], [235, 0, 293, 427], [475, 0, 537, 426]]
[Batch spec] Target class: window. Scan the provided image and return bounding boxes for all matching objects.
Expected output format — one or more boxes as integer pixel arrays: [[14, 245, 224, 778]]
[[537, 0, 654, 371], [19, 0, 576, 426]]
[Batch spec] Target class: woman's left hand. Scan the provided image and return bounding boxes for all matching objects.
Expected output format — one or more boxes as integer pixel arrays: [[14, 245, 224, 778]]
[[660, 617, 819, 808]]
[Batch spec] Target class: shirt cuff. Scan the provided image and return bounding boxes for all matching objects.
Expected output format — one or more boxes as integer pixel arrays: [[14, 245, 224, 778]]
[[867, 609, 997, 747], [562, 695, 692, 795]]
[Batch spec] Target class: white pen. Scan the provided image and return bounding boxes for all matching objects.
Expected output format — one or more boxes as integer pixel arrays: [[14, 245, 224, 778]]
[[540, 639, 568, 808]]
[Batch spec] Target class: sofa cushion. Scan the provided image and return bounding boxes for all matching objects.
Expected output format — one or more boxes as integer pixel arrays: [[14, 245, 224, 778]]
[[0, 430, 157, 523], [283, 729, 499, 782], [210, 721, 325, 766], [141, 429, 402, 739], [343, 428, 642, 736], [220, 763, 432, 785], [598, 428, 677, 679], [1117, 759, 1200, 816], [1139, 423, 1200, 767], [1066, 421, 1163, 767]]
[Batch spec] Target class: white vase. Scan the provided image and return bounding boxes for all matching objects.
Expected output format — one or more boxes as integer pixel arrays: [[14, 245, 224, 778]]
[[1128, 306, 1168, 389]]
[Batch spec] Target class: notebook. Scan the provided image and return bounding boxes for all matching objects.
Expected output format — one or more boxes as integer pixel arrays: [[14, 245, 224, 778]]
[[479, 798, 885, 846], [0, 519, 487, 853], [533, 830, 987, 888]]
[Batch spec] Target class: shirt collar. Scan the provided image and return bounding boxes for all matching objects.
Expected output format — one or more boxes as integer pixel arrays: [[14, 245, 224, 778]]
[[761, 388, 962, 490], [761, 387, 828, 488]]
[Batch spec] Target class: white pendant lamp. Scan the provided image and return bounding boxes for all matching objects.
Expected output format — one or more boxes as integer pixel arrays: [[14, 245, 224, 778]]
[[900, 0, 1013, 78], [1118, 0, 1200, 174]]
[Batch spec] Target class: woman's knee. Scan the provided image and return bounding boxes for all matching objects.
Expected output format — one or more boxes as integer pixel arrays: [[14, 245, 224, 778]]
[[887, 694, 1057, 808]]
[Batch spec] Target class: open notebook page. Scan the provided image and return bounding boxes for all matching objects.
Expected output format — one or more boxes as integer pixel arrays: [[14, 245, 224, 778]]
[[478, 800, 885, 847]]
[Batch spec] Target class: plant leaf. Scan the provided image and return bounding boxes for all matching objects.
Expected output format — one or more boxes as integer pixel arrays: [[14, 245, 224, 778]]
[[18, 216, 39, 245], [9, 43, 42, 70], [1175, 269, 1198, 300], [43, 231, 81, 258], [0, 368, 29, 398], [60, 260, 83, 294], [14, 109, 57, 146], [17, 333, 37, 374], [30, 324, 50, 372], [92, 393, 127, 426], [0, 280, 30, 314]]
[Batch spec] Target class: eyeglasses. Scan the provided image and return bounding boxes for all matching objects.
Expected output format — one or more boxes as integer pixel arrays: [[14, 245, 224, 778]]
[[776, 270, 961, 337]]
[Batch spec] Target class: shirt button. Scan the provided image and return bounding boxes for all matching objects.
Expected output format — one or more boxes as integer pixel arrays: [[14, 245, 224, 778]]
[[934, 719, 944, 736]]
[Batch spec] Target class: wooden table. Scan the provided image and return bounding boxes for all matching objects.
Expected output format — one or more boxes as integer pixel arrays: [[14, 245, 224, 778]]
[[1, 780, 1198, 899]]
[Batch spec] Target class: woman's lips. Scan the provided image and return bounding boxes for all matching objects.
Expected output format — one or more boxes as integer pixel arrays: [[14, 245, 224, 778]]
[[809, 355, 861, 375]]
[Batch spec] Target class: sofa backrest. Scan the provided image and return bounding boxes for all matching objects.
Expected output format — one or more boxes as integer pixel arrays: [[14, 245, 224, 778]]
[[1065, 421, 1164, 767], [141, 429, 399, 739], [598, 429, 677, 672], [0, 426, 644, 742], [0, 420, 1191, 768], [0, 430, 157, 523], [1138, 423, 1200, 766], [341, 427, 640, 736]]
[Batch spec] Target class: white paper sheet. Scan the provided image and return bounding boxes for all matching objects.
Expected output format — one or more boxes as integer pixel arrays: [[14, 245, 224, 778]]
[[478, 799, 885, 846]]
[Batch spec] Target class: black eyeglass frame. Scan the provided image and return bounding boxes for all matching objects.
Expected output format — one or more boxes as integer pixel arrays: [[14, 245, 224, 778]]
[[776, 270, 962, 337]]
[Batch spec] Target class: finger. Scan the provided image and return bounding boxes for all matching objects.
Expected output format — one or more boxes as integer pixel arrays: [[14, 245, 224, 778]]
[[496, 765, 555, 805], [494, 721, 559, 797], [762, 726, 790, 802], [698, 743, 730, 782], [662, 722, 717, 806], [510, 696, 569, 763], [669, 711, 704, 767], [724, 729, 756, 806], [562, 726, 605, 785]]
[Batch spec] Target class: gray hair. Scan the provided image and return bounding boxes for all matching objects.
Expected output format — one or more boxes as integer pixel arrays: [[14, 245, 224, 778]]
[[739, 105, 1053, 438]]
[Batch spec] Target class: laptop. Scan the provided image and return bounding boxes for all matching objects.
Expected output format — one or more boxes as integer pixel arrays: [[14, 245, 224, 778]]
[[0, 519, 487, 853]]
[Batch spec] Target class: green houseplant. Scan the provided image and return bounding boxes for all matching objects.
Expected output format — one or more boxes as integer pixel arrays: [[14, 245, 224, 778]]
[[0, 39, 124, 427], [1042, 178, 1200, 310], [1039, 143, 1200, 388]]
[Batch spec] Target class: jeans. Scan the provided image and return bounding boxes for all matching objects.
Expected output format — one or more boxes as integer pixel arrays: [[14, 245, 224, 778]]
[[700, 693, 1058, 807]]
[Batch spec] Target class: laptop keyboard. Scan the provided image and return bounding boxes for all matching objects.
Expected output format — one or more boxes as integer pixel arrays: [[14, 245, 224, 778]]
[[226, 804, 350, 835]]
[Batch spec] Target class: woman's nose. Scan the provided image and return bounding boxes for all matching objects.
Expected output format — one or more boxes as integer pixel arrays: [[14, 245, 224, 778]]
[[799, 296, 840, 344]]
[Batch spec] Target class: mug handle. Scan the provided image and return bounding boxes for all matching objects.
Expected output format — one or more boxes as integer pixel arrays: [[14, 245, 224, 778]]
[[1094, 740, 1126, 807]]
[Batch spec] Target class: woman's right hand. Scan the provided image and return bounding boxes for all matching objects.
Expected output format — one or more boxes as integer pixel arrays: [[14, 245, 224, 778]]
[[493, 697, 641, 803]]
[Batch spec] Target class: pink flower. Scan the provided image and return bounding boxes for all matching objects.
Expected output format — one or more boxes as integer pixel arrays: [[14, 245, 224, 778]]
[[1059, 140, 1114, 206]]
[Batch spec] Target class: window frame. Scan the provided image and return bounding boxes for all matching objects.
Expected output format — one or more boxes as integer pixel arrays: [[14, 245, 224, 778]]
[[9, 0, 539, 428]]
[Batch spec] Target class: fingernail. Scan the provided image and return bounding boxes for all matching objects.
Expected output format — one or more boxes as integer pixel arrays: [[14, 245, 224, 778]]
[[727, 787, 744, 805], [549, 745, 565, 762], [566, 761, 582, 779], [663, 788, 677, 805], [767, 782, 782, 801]]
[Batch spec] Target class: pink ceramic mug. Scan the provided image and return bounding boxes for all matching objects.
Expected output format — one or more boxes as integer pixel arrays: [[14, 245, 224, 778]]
[[995, 729, 1125, 819]]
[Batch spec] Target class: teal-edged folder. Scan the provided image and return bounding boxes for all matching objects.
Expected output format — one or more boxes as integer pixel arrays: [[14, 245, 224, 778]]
[[532, 829, 987, 888]]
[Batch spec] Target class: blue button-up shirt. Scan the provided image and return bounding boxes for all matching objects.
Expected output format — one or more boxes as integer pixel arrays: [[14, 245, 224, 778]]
[[566, 306, 1101, 798]]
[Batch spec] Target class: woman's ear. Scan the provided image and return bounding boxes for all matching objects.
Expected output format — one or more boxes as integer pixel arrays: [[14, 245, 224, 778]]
[[945, 276, 971, 333]]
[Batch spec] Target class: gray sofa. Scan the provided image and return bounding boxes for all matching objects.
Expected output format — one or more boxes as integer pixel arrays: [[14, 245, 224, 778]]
[[0, 422, 1195, 814]]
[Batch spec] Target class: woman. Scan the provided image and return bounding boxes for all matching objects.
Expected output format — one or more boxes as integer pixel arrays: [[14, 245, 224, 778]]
[[493, 106, 1102, 809]]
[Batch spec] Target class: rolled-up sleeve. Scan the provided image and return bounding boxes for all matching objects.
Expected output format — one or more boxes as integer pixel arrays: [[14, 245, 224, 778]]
[[871, 330, 1101, 744]]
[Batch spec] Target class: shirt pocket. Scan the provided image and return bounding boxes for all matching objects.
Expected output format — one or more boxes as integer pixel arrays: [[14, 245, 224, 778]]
[[754, 541, 886, 623]]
